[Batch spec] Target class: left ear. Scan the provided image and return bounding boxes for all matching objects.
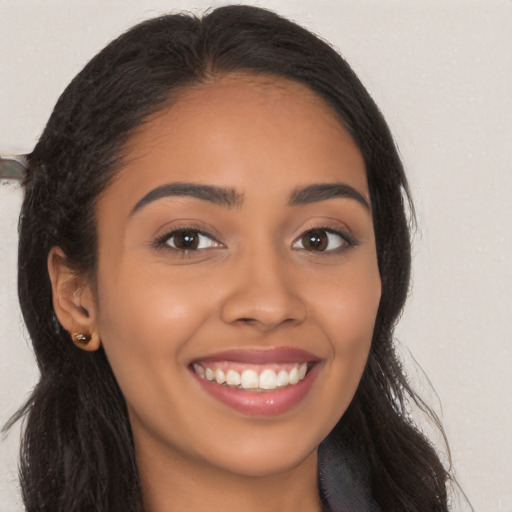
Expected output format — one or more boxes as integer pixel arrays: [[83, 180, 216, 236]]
[[47, 246, 101, 351]]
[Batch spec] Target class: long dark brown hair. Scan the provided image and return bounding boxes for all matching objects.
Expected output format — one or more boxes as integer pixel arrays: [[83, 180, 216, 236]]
[[8, 5, 453, 511]]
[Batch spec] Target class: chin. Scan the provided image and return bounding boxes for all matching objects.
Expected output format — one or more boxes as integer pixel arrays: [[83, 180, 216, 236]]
[[205, 440, 320, 478]]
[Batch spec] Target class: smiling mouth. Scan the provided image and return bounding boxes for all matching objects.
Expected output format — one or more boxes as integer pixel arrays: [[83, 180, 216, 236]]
[[192, 361, 310, 391], [189, 348, 322, 415]]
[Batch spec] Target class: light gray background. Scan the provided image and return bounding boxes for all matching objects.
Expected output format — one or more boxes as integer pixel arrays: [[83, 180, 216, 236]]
[[1, 1, 510, 511]]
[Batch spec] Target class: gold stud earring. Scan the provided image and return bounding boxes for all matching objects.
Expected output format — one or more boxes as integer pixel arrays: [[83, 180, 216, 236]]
[[72, 332, 91, 345]]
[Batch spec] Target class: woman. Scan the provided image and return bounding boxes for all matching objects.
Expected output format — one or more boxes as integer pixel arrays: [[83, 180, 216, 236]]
[[10, 5, 451, 511]]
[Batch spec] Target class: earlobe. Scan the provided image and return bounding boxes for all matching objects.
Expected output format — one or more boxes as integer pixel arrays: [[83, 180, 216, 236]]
[[47, 247, 101, 351]]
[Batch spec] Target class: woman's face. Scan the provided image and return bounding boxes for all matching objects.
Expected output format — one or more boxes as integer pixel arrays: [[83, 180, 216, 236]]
[[92, 74, 381, 478]]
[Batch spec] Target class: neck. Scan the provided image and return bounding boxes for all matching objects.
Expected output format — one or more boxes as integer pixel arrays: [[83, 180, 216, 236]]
[[136, 438, 323, 512]]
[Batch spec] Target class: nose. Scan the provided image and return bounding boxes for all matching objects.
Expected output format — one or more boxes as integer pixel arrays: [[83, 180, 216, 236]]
[[219, 247, 307, 332]]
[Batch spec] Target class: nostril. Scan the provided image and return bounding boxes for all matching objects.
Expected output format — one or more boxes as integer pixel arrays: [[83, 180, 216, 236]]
[[237, 317, 262, 327]]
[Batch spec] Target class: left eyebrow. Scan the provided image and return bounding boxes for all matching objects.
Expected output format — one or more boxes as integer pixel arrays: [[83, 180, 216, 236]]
[[288, 183, 370, 210]]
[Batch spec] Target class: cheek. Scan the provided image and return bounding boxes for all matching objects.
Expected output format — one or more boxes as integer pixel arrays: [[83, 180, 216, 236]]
[[98, 258, 210, 338], [94, 263, 213, 409], [314, 258, 381, 348], [310, 256, 381, 403]]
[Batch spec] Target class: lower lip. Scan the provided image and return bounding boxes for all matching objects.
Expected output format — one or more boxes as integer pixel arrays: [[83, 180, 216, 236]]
[[191, 364, 320, 417]]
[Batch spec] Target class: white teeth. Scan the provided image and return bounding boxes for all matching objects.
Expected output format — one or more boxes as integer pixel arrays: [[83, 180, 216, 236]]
[[259, 369, 277, 390], [289, 367, 299, 385], [205, 367, 214, 381], [194, 363, 310, 390], [298, 363, 307, 380], [241, 369, 259, 389], [276, 370, 290, 387], [193, 363, 205, 378], [215, 368, 226, 385], [226, 369, 241, 386]]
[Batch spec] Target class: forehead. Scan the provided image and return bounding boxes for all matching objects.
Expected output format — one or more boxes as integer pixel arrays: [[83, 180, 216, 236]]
[[103, 73, 368, 211]]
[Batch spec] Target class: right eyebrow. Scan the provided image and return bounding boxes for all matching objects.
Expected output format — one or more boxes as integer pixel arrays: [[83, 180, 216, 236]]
[[130, 182, 244, 216]]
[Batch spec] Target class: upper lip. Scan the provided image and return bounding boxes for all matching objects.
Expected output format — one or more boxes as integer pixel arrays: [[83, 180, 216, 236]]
[[191, 347, 321, 365]]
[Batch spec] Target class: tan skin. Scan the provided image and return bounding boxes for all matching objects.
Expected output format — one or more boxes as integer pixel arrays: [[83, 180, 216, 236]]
[[49, 74, 381, 512]]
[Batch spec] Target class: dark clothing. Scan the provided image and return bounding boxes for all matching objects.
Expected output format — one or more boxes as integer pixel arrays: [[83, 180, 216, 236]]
[[318, 433, 381, 512]]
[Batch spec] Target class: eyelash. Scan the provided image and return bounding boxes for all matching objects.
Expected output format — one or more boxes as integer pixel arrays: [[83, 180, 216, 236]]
[[153, 226, 221, 256], [292, 226, 358, 254], [153, 225, 358, 256]]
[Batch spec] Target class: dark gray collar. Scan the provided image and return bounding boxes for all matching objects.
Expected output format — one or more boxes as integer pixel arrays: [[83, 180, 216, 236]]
[[318, 433, 381, 512]]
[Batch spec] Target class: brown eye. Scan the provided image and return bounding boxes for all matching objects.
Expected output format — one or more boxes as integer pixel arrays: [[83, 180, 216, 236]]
[[164, 229, 218, 251], [293, 228, 350, 252], [171, 230, 200, 250], [301, 229, 328, 251]]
